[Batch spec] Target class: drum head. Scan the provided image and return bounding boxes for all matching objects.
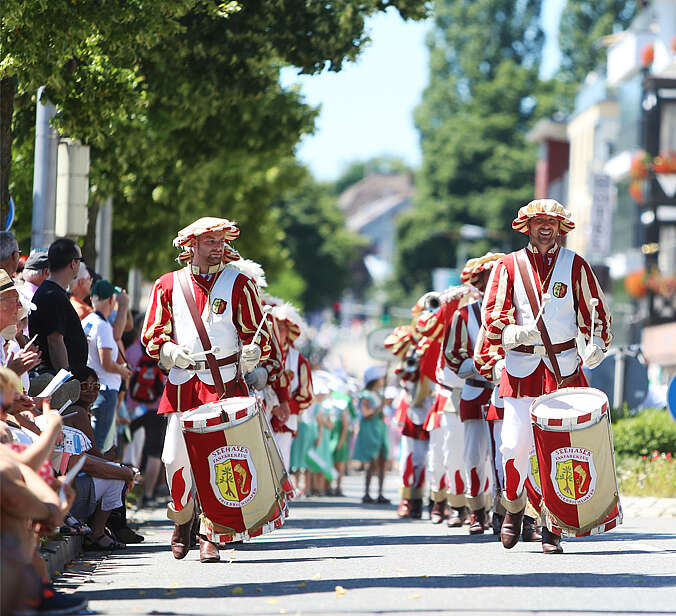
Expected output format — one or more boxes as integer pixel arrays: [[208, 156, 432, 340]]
[[182, 397, 258, 432], [530, 387, 608, 431]]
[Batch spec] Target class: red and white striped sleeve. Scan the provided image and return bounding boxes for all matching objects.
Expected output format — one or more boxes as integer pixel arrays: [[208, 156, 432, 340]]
[[473, 323, 504, 381], [289, 352, 314, 414], [445, 307, 470, 375], [141, 272, 175, 360], [572, 254, 613, 349], [481, 255, 516, 349], [232, 274, 271, 362], [261, 316, 290, 403]]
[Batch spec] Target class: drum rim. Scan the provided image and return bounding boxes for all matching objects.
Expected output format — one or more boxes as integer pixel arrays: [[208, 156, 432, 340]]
[[530, 386, 609, 431], [181, 397, 260, 432]]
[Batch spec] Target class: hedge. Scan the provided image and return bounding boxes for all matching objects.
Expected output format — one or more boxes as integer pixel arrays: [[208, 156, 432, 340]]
[[612, 408, 676, 457]]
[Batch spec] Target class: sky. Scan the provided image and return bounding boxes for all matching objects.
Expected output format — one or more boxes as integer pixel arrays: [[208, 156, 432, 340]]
[[280, 0, 566, 182]]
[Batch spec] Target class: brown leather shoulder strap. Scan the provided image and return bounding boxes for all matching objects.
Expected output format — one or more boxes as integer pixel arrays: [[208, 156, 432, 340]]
[[515, 249, 565, 386], [177, 268, 226, 397]]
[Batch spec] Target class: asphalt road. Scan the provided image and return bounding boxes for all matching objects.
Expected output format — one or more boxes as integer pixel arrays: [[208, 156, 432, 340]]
[[58, 474, 676, 616]]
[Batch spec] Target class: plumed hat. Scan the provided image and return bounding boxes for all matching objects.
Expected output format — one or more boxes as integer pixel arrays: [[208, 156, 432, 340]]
[[384, 325, 417, 360], [271, 302, 306, 345], [511, 199, 575, 235], [460, 252, 505, 286]]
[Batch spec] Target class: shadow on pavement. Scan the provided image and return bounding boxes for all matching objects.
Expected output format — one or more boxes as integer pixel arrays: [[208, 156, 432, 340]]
[[78, 571, 676, 604]]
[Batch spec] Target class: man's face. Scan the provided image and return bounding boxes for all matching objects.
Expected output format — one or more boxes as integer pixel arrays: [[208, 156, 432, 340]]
[[79, 273, 92, 295], [277, 321, 289, 346], [195, 231, 225, 267], [70, 246, 83, 281], [528, 215, 560, 247], [0, 290, 21, 328]]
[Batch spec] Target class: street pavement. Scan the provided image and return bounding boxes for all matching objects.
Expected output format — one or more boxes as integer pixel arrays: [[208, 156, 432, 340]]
[[58, 474, 676, 616]]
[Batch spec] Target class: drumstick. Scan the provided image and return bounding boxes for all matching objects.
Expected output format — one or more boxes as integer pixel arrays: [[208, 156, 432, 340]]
[[188, 346, 221, 360], [533, 293, 552, 324], [253, 305, 272, 345], [588, 298, 599, 345]]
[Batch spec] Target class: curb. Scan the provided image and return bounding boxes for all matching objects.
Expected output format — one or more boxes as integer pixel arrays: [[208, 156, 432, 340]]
[[41, 534, 83, 579]]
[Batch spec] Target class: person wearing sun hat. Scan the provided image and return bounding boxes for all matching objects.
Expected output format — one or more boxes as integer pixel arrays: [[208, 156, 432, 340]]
[[141, 216, 272, 563], [446, 252, 506, 536], [481, 199, 612, 554]]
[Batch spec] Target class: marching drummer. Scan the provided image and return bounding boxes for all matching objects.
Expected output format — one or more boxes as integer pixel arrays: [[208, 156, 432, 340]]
[[481, 199, 612, 554], [141, 217, 271, 563]]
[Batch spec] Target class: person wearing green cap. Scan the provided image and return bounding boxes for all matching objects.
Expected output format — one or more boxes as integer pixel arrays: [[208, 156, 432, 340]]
[[82, 280, 132, 451]]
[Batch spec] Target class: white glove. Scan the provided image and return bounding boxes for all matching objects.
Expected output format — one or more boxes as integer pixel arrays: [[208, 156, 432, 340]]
[[159, 341, 196, 370], [457, 358, 477, 379], [241, 343, 262, 373], [492, 359, 505, 383], [583, 337, 605, 370], [502, 324, 542, 350]]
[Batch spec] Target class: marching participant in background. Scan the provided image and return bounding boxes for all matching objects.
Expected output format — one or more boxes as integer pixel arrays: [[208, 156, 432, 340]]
[[446, 253, 503, 534], [384, 325, 428, 519], [142, 217, 271, 563], [270, 302, 314, 470], [416, 286, 471, 525], [482, 199, 611, 553]]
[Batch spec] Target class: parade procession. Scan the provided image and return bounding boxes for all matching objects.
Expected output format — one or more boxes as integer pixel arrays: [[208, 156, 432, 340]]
[[3, 1, 676, 615]]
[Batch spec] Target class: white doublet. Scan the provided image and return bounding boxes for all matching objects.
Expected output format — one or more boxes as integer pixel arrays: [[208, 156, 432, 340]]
[[461, 299, 490, 401], [506, 247, 578, 378], [282, 346, 299, 432], [168, 268, 240, 386]]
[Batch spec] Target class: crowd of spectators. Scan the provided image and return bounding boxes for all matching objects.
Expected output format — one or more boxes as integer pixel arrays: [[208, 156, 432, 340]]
[[0, 231, 166, 615]]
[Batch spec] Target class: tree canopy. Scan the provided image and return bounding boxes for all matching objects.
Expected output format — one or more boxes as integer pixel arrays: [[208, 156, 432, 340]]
[[393, 0, 547, 295], [4, 1, 429, 307]]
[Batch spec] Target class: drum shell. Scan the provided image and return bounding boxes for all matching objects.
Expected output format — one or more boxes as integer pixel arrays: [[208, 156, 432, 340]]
[[182, 406, 281, 536], [532, 411, 621, 536]]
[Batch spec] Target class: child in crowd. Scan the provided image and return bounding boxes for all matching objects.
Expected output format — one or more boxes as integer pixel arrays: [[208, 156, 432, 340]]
[[329, 390, 353, 497], [353, 365, 390, 504]]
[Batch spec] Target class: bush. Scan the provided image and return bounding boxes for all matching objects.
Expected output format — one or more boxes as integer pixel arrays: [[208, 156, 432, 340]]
[[612, 408, 676, 456], [616, 452, 676, 498]]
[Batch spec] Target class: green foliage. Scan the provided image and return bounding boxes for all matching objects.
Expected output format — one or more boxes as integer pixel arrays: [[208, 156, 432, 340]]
[[4, 0, 429, 297], [616, 452, 676, 498], [558, 1, 637, 86], [393, 0, 553, 294], [613, 408, 676, 457], [273, 169, 365, 311]]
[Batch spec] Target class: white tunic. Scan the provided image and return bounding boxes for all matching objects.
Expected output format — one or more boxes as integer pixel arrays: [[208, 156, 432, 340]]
[[506, 247, 577, 378], [169, 268, 240, 386]]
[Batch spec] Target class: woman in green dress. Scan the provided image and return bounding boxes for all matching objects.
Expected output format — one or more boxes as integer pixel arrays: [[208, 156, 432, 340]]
[[328, 391, 353, 497], [352, 365, 390, 504]]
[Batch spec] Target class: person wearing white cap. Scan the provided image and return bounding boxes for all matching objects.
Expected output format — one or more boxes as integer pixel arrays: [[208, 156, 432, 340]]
[[446, 253, 504, 535], [481, 199, 612, 553], [141, 217, 272, 563]]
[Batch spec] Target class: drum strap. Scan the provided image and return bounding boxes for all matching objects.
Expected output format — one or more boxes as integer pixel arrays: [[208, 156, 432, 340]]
[[177, 268, 227, 398], [515, 250, 578, 388]]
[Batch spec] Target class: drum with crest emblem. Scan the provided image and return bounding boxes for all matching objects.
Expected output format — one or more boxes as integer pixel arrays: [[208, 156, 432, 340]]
[[530, 387, 622, 537], [180, 396, 294, 544]]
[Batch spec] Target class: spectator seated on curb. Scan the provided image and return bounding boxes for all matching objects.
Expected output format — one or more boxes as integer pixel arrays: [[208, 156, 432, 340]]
[[29, 238, 88, 375], [70, 261, 93, 321], [63, 366, 144, 548], [0, 367, 88, 616]]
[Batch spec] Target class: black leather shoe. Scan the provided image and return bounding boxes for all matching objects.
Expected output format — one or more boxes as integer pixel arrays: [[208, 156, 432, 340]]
[[500, 509, 524, 549]]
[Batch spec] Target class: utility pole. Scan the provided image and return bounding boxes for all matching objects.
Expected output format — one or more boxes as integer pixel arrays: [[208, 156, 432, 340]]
[[31, 87, 58, 251]]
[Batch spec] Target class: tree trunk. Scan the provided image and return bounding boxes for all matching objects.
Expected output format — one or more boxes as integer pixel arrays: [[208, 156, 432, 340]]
[[0, 77, 15, 229], [82, 198, 99, 268]]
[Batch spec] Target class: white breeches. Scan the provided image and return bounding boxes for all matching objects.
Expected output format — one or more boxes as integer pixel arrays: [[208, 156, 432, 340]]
[[273, 431, 293, 472], [161, 413, 195, 524], [487, 419, 504, 493], [400, 434, 428, 500], [442, 412, 466, 500], [427, 425, 448, 500], [462, 419, 490, 509], [500, 396, 536, 507]]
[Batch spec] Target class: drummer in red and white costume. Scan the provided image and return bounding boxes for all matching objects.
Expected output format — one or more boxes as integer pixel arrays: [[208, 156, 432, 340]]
[[417, 286, 472, 525], [481, 199, 611, 553], [269, 302, 314, 469], [141, 217, 271, 563], [446, 253, 504, 534]]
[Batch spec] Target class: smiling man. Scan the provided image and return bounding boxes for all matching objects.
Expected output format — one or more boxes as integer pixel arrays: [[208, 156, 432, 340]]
[[481, 199, 612, 554]]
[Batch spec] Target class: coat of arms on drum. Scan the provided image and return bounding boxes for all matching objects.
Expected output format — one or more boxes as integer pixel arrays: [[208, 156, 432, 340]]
[[550, 447, 596, 505], [551, 282, 567, 298], [208, 445, 258, 508]]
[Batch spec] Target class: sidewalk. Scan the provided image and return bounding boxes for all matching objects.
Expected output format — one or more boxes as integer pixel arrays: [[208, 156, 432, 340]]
[[621, 496, 676, 518]]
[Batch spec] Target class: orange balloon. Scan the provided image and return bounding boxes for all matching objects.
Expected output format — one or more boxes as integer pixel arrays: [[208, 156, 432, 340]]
[[625, 270, 646, 298]]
